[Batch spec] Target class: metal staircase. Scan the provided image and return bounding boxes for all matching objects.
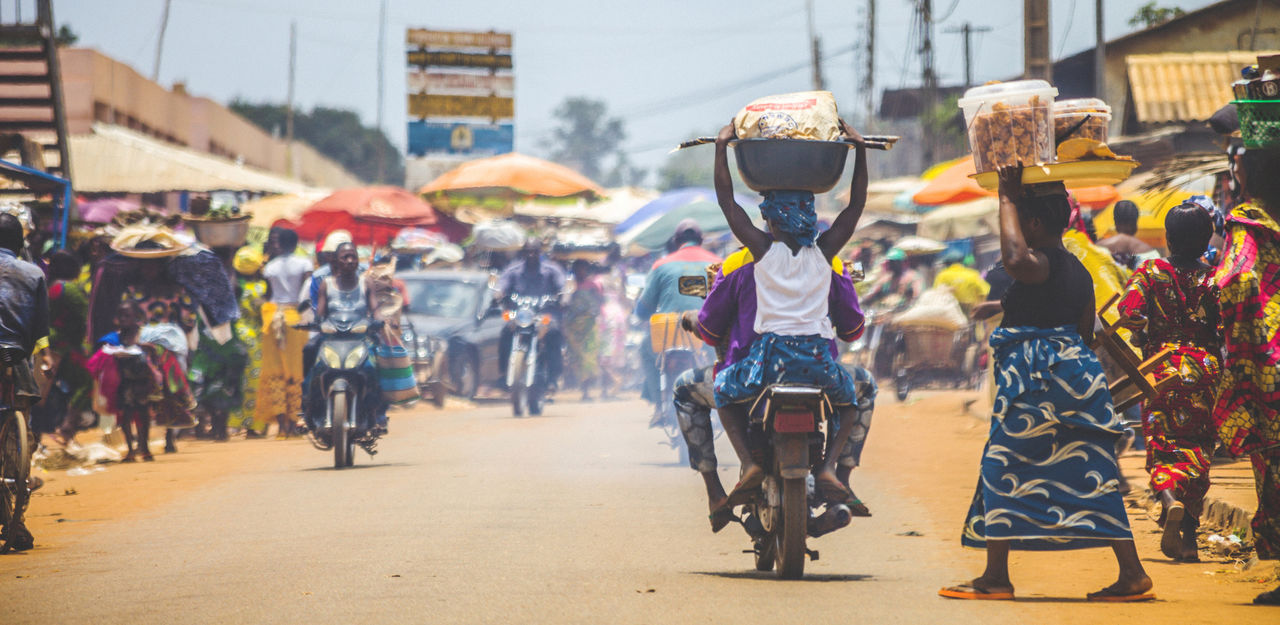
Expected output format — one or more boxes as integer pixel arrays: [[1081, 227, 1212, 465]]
[[0, 0, 72, 180]]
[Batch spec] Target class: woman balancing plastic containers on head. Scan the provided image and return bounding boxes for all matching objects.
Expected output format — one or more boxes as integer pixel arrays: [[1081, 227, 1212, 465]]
[[939, 163, 1153, 602], [710, 118, 870, 510], [1115, 199, 1222, 563]]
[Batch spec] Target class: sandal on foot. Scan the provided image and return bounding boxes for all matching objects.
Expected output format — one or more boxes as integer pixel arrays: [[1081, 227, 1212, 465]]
[[938, 583, 1014, 601], [1160, 502, 1185, 560], [724, 466, 766, 508], [708, 507, 734, 533], [1087, 589, 1156, 602]]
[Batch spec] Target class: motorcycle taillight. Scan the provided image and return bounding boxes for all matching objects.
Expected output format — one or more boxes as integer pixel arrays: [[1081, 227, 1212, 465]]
[[773, 410, 816, 433]]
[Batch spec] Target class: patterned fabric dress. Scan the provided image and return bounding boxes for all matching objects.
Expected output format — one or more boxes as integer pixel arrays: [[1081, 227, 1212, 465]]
[[962, 326, 1133, 550], [1117, 258, 1221, 512], [1212, 201, 1280, 560], [565, 276, 604, 383], [229, 278, 267, 432]]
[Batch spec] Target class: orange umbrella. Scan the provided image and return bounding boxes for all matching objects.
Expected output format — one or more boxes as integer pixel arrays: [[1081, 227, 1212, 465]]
[[911, 158, 992, 206], [418, 152, 605, 199], [913, 157, 1119, 209]]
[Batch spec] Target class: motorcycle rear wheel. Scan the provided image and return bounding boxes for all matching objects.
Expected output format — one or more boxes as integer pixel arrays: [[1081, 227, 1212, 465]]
[[0, 410, 30, 553], [753, 534, 776, 572], [509, 351, 527, 417], [775, 477, 808, 579], [332, 394, 349, 469]]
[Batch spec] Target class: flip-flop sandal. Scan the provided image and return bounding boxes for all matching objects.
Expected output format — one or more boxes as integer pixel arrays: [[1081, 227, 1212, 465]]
[[938, 583, 1014, 601], [844, 497, 872, 517], [724, 468, 766, 508], [1086, 590, 1156, 602], [1161, 502, 1185, 559], [708, 507, 734, 533]]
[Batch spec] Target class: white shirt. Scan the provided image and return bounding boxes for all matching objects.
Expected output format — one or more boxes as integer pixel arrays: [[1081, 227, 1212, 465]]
[[262, 255, 314, 304], [753, 242, 834, 339]]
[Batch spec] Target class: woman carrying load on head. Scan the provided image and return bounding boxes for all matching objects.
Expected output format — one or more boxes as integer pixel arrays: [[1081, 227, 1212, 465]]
[[1214, 146, 1280, 606], [1115, 198, 1222, 563], [939, 163, 1152, 602]]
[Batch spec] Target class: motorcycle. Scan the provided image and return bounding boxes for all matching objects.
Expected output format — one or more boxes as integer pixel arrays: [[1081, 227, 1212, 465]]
[[647, 311, 709, 465], [677, 275, 853, 580], [502, 294, 558, 418], [297, 313, 385, 469]]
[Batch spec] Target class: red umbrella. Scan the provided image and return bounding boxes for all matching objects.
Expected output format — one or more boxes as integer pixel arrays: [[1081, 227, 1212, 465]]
[[275, 186, 440, 246]]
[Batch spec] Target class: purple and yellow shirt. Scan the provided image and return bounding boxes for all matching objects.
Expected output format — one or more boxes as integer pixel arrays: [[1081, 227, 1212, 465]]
[[696, 248, 864, 374]]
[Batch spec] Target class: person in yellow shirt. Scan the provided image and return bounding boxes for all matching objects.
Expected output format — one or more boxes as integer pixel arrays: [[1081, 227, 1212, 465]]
[[932, 250, 989, 310]]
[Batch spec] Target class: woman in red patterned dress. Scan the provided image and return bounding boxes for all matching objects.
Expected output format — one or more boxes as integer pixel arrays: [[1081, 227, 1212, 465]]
[[1117, 200, 1221, 562]]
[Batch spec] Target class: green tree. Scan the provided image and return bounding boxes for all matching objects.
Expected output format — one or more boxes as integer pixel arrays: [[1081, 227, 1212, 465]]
[[1128, 2, 1186, 29], [230, 100, 403, 184], [544, 97, 626, 183]]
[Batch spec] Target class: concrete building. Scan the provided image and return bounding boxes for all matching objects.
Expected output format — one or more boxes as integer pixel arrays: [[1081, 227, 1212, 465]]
[[52, 48, 361, 190]]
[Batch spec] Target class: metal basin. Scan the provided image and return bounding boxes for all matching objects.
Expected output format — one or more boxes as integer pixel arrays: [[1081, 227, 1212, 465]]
[[733, 138, 851, 194]]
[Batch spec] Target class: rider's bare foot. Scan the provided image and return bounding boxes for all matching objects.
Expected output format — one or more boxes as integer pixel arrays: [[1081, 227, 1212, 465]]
[[707, 494, 733, 532]]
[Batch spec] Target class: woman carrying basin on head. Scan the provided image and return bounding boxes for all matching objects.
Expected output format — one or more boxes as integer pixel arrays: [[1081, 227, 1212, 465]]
[[939, 163, 1152, 602]]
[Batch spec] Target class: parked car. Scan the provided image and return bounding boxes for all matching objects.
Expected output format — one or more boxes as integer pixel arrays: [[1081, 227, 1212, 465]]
[[399, 269, 504, 399]]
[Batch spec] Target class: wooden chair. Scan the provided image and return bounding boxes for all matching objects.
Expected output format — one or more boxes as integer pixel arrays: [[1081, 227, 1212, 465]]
[[1094, 294, 1178, 413]]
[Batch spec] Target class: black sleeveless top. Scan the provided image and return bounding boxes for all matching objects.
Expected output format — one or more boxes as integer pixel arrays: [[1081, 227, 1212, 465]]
[[1000, 247, 1094, 329]]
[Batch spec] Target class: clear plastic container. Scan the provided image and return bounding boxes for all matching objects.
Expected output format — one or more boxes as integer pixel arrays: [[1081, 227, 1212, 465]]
[[1054, 98, 1112, 144], [957, 80, 1058, 173]]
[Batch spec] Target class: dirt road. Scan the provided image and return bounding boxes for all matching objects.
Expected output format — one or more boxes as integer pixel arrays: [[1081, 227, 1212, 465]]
[[1, 392, 1273, 623]]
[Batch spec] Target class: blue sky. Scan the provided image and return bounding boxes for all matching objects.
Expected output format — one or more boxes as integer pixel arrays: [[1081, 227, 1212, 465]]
[[58, 0, 1217, 173]]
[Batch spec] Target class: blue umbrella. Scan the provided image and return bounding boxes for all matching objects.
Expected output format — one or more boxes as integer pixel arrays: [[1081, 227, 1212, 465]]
[[613, 187, 758, 235]]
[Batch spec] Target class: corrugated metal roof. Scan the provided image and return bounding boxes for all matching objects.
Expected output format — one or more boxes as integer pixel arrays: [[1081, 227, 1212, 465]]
[[69, 124, 322, 194], [1126, 51, 1279, 123]]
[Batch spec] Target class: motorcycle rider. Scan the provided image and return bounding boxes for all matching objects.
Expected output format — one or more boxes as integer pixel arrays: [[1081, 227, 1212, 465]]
[[711, 118, 869, 510], [633, 220, 722, 403], [677, 248, 874, 531], [0, 213, 49, 552], [495, 240, 566, 390], [307, 242, 388, 437]]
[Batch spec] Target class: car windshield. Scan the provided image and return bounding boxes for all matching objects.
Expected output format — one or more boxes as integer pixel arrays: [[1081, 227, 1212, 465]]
[[404, 279, 478, 319]]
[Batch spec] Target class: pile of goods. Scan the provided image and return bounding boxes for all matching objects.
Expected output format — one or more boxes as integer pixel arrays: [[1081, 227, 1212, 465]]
[[733, 90, 841, 141], [958, 80, 1057, 173], [1233, 53, 1280, 149], [1054, 98, 1111, 144], [959, 80, 1137, 189]]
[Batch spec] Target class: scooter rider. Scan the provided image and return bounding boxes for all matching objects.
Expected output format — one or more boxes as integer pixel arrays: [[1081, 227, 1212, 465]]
[[677, 247, 874, 532], [306, 242, 388, 436], [495, 240, 566, 390]]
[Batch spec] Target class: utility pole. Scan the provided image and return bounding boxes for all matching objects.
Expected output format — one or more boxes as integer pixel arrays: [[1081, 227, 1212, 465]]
[[807, 0, 824, 90], [375, 0, 388, 183], [919, 0, 938, 166], [286, 21, 296, 178], [1024, 0, 1052, 81], [863, 0, 876, 123], [944, 22, 992, 88], [152, 0, 172, 81], [1094, 0, 1106, 99]]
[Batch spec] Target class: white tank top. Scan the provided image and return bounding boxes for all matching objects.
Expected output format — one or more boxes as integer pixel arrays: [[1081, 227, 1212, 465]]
[[753, 242, 834, 339]]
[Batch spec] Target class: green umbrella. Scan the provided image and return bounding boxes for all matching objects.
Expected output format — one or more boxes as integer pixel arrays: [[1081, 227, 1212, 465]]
[[624, 199, 760, 252]]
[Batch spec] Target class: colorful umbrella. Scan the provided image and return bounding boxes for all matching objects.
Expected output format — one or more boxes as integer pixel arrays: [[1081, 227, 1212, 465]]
[[911, 159, 992, 206], [418, 152, 605, 199], [613, 187, 756, 235], [243, 192, 328, 229], [276, 186, 439, 246], [621, 199, 760, 252], [78, 197, 142, 224]]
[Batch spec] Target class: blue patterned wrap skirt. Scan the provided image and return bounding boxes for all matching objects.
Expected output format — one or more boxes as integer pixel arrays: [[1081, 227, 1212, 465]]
[[713, 333, 856, 407], [962, 325, 1134, 550]]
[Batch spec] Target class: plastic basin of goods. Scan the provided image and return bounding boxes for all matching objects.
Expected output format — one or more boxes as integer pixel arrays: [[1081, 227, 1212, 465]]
[[733, 138, 850, 193], [183, 216, 250, 247]]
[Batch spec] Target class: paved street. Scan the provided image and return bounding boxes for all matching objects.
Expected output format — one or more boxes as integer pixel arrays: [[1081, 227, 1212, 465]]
[[0, 393, 1272, 623]]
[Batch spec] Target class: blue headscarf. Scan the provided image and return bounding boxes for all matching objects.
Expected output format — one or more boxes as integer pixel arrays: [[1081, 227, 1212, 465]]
[[759, 190, 818, 247]]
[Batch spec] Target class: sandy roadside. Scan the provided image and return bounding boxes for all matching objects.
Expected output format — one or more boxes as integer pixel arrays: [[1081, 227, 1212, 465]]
[[863, 390, 1278, 615]]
